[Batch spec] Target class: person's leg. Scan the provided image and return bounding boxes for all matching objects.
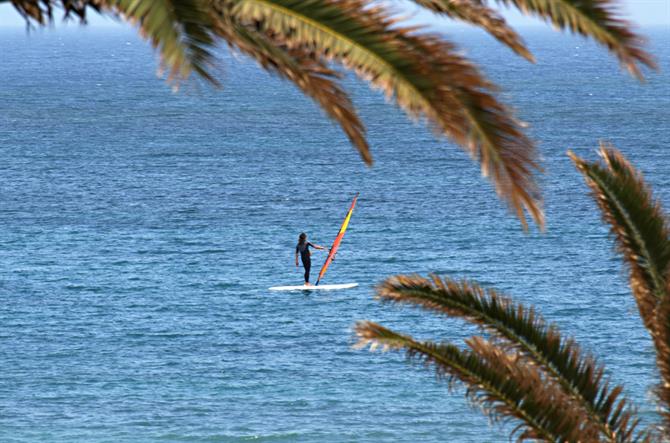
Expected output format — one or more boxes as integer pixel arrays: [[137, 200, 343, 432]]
[[304, 260, 311, 285]]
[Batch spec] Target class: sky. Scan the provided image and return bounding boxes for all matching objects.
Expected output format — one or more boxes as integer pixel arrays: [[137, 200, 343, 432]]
[[0, 0, 668, 28], [494, 0, 670, 27]]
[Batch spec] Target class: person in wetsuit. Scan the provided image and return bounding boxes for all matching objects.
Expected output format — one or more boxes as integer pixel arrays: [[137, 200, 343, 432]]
[[295, 232, 325, 285]]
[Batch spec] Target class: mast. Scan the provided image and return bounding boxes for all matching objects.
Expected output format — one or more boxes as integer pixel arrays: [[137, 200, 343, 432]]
[[316, 193, 359, 286]]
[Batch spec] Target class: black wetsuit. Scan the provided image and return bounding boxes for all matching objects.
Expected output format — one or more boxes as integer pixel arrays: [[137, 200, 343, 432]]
[[296, 241, 315, 283]]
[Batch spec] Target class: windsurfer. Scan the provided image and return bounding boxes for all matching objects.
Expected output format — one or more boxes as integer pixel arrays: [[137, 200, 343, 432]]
[[295, 233, 325, 285]]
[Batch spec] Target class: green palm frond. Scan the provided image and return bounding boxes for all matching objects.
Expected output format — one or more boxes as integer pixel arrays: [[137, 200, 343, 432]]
[[570, 145, 670, 330], [228, 0, 542, 227], [495, 0, 655, 78], [403, 0, 534, 61], [211, 12, 370, 163], [355, 322, 603, 442], [375, 274, 643, 441], [114, 0, 218, 85], [571, 144, 670, 436]]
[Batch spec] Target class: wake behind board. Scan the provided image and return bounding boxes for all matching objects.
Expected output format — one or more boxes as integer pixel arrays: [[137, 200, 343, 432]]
[[269, 283, 358, 291]]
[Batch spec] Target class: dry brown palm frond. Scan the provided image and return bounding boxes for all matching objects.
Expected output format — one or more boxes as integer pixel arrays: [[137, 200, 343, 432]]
[[402, 0, 534, 61], [211, 7, 370, 163], [394, 31, 542, 228], [9, 0, 104, 23], [494, 0, 655, 79], [228, 0, 543, 228]]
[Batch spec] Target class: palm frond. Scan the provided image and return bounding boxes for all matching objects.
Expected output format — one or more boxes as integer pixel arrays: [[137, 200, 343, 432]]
[[115, 0, 218, 85], [397, 30, 543, 229], [228, 0, 543, 227], [402, 0, 534, 61], [211, 11, 370, 163], [571, 144, 670, 436], [9, 0, 218, 84], [569, 145, 670, 331], [654, 292, 670, 436], [355, 322, 600, 442], [494, 0, 655, 78], [375, 274, 643, 441], [9, 0, 102, 23]]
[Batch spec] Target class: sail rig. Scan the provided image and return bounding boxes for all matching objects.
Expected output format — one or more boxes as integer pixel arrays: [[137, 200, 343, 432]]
[[316, 193, 359, 286]]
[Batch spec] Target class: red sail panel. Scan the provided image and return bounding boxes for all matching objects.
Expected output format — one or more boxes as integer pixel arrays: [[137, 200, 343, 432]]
[[316, 193, 358, 285]]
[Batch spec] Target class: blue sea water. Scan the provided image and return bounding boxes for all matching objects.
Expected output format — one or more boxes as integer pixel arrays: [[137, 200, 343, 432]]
[[1, 23, 669, 442]]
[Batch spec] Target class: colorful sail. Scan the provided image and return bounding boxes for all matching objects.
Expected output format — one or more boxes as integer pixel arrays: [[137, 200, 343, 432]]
[[316, 193, 359, 285]]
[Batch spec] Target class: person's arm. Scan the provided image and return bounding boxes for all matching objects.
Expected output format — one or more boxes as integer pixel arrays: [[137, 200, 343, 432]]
[[295, 248, 299, 267], [309, 242, 326, 250]]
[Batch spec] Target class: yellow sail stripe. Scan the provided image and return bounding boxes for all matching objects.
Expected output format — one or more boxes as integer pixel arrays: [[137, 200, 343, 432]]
[[316, 193, 358, 285], [339, 210, 353, 234]]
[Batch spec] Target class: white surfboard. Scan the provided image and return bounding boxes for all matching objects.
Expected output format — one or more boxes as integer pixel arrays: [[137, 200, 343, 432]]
[[269, 283, 358, 291]]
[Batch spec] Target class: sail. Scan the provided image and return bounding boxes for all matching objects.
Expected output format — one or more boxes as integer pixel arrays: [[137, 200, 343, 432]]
[[316, 193, 359, 285]]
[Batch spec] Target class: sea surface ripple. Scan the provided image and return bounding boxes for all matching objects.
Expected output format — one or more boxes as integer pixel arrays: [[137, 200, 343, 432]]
[[1, 25, 669, 442]]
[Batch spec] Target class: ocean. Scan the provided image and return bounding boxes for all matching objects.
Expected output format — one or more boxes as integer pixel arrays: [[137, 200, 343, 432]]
[[1, 23, 669, 442]]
